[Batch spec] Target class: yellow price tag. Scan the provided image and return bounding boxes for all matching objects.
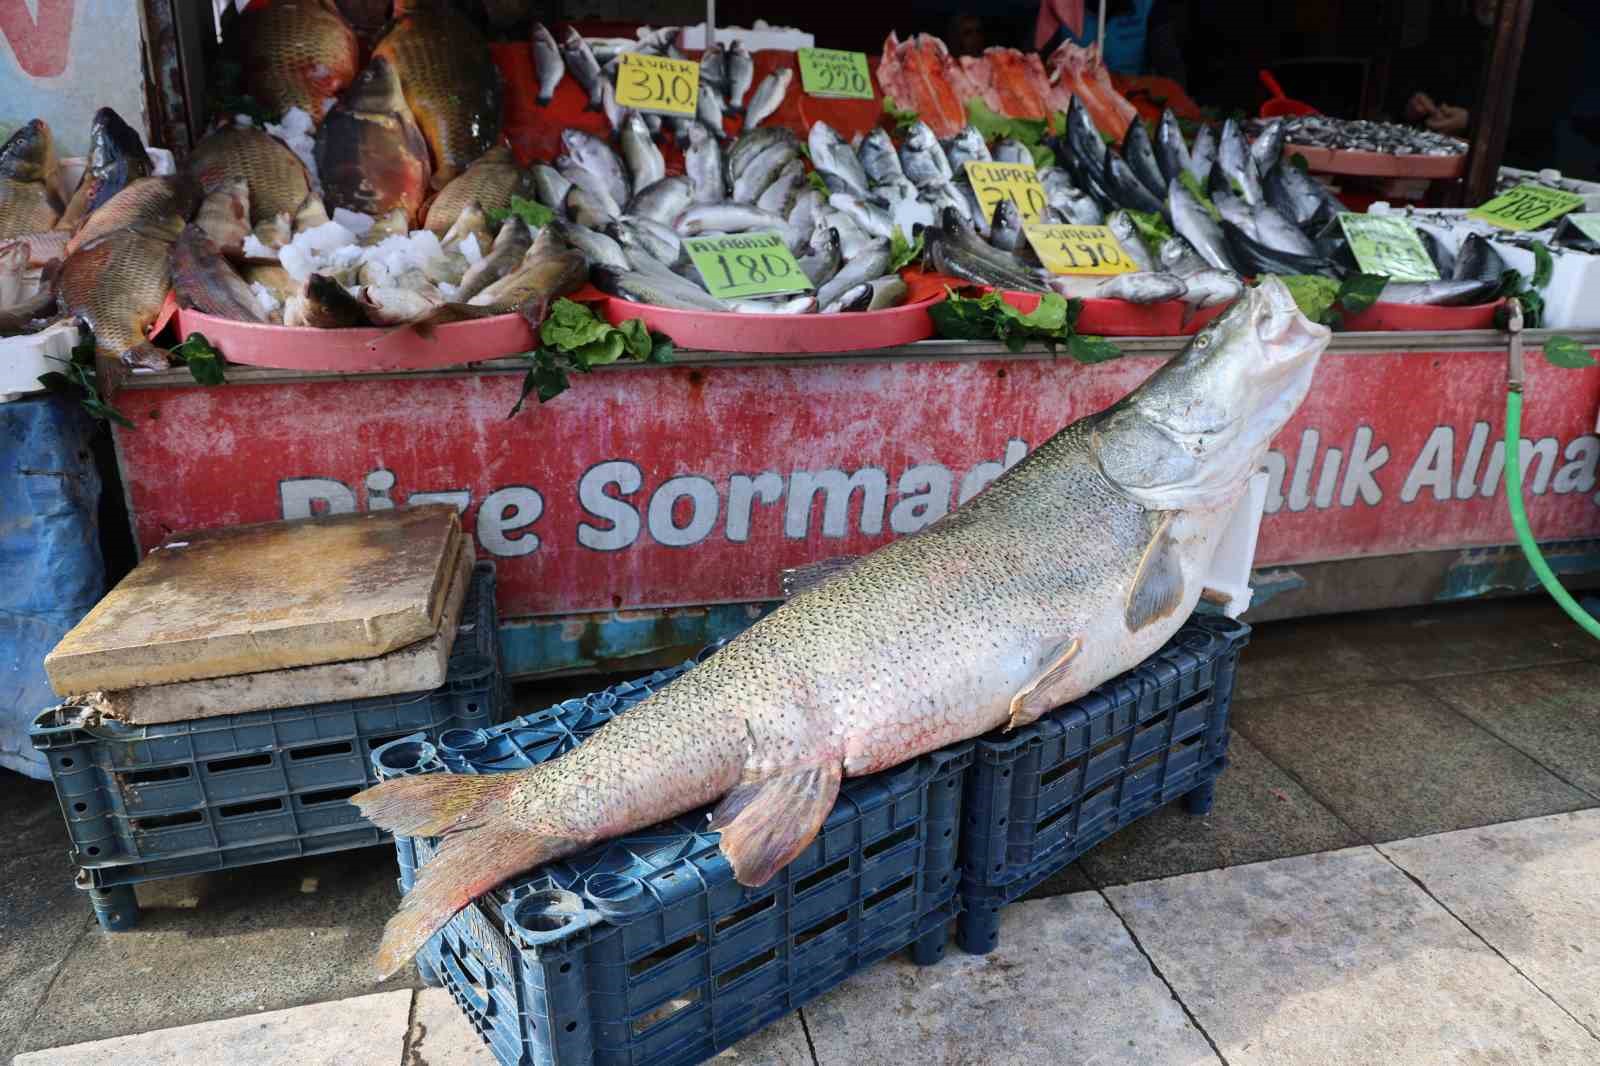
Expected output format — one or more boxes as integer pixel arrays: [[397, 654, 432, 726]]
[[1023, 223, 1138, 276], [963, 161, 1047, 224], [615, 52, 700, 117]]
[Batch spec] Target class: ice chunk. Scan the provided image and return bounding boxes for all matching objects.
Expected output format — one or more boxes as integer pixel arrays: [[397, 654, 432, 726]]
[[279, 220, 358, 281], [331, 208, 374, 236], [241, 233, 277, 260], [459, 232, 484, 265], [266, 107, 320, 192], [250, 281, 283, 317]]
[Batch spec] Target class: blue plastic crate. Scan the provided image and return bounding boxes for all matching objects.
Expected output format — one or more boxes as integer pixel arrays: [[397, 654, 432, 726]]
[[375, 660, 968, 1066], [30, 562, 505, 928], [956, 613, 1249, 954]]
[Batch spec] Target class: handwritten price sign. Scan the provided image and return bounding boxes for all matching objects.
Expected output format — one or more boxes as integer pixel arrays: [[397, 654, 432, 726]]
[[684, 231, 814, 300], [797, 48, 874, 100], [1023, 223, 1137, 276], [1337, 213, 1439, 282], [615, 52, 700, 117], [1469, 183, 1584, 231], [963, 161, 1047, 224]]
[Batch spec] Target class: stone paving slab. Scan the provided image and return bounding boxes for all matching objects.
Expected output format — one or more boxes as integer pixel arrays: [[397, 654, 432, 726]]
[[1232, 682, 1593, 842], [16, 848, 411, 1055], [1381, 810, 1600, 1037], [1424, 661, 1600, 799], [13, 989, 411, 1066], [0, 850, 89, 1062], [1076, 732, 1361, 887], [803, 893, 1220, 1066], [1106, 847, 1600, 1065]]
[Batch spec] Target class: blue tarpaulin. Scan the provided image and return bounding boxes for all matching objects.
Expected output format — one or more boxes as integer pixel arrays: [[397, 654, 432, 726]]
[[1, 394, 104, 779]]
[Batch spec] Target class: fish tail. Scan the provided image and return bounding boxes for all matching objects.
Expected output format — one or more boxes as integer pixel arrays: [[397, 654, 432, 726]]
[[354, 773, 575, 978]]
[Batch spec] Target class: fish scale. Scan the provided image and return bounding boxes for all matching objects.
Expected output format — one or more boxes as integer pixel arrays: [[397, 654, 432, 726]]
[[354, 277, 1331, 979], [240, 0, 359, 124]]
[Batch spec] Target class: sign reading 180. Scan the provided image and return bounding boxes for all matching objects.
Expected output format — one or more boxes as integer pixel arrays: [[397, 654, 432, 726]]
[[683, 231, 814, 299]]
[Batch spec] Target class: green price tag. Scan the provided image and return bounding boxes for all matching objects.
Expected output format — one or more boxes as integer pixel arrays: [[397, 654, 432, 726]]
[[797, 48, 874, 100], [1565, 212, 1600, 244], [1337, 213, 1439, 282], [1469, 182, 1585, 231], [684, 231, 814, 300]]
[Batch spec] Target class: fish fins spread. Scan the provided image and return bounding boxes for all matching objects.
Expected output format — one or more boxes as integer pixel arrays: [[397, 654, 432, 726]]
[[711, 761, 842, 887], [1126, 513, 1185, 632], [781, 556, 860, 599], [354, 773, 570, 979], [1006, 636, 1082, 730]]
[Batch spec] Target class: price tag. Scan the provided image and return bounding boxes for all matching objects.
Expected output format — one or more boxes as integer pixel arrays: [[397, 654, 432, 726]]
[[797, 48, 874, 99], [1564, 212, 1600, 244], [1337, 213, 1439, 282], [1023, 223, 1138, 276], [963, 161, 1047, 224], [1469, 182, 1585, 231], [615, 52, 700, 117], [683, 231, 814, 300]]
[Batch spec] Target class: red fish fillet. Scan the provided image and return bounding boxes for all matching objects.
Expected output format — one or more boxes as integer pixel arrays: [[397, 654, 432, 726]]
[[878, 32, 972, 138], [1046, 41, 1136, 139]]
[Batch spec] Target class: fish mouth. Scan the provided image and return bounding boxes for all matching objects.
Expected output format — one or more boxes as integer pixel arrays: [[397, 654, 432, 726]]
[[1251, 275, 1331, 354]]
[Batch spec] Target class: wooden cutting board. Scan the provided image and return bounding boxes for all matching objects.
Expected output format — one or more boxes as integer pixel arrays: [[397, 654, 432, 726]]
[[46, 505, 462, 695], [98, 541, 476, 724]]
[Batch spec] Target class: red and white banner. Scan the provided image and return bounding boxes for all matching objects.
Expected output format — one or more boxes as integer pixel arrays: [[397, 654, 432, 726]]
[[114, 350, 1600, 620]]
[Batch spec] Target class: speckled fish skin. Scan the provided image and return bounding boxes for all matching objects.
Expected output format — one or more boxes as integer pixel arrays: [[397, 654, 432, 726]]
[[66, 175, 195, 255], [373, 0, 502, 187], [240, 0, 360, 124], [423, 146, 531, 235], [59, 228, 174, 368], [0, 120, 62, 239], [172, 224, 268, 323], [355, 276, 1331, 979]]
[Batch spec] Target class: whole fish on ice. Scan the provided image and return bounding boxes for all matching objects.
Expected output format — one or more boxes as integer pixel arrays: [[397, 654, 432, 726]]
[[354, 276, 1330, 977]]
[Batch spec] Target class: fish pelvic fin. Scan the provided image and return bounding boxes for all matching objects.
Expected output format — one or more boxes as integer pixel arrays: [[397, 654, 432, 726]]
[[711, 761, 842, 888], [1126, 512, 1186, 632], [1006, 635, 1083, 731]]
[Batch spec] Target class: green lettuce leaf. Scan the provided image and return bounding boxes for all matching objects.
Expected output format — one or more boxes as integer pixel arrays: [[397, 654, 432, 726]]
[[170, 332, 227, 385], [1336, 273, 1389, 316], [511, 301, 673, 417], [883, 96, 920, 132], [1274, 274, 1342, 324], [889, 228, 925, 272], [1178, 171, 1219, 221], [928, 289, 1121, 361], [1542, 335, 1597, 368], [963, 100, 1057, 169], [487, 195, 556, 231]]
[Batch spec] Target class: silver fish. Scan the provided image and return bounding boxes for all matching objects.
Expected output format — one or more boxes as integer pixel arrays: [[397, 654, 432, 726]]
[[1251, 203, 1315, 257], [625, 175, 693, 224], [1169, 178, 1236, 273], [675, 203, 788, 236], [743, 68, 792, 129], [1106, 210, 1154, 271], [900, 122, 953, 187], [456, 216, 531, 302], [732, 140, 798, 204], [1378, 278, 1500, 305], [1158, 236, 1210, 278], [1216, 119, 1262, 206], [815, 238, 890, 307], [1050, 271, 1189, 303], [821, 282, 872, 313], [564, 184, 617, 227], [989, 199, 1024, 252], [828, 192, 894, 240], [1187, 125, 1217, 184], [1214, 191, 1257, 239], [756, 158, 806, 216], [730, 294, 816, 314], [621, 113, 666, 190], [547, 219, 629, 271], [1249, 118, 1285, 177], [560, 129, 630, 208], [993, 138, 1031, 165], [685, 123, 726, 205], [600, 79, 624, 134], [942, 126, 992, 171], [1180, 269, 1243, 308], [826, 209, 877, 260], [859, 128, 907, 188], [1154, 108, 1191, 185], [557, 158, 623, 220], [861, 273, 908, 309], [701, 43, 728, 99], [353, 277, 1331, 979], [531, 164, 573, 215], [808, 120, 870, 198], [798, 226, 842, 286], [531, 23, 564, 106], [698, 82, 727, 132], [727, 127, 796, 183], [611, 217, 683, 267], [726, 40, 754, 112], [594, 264, 729, 310], [560, 27, 605, 111]]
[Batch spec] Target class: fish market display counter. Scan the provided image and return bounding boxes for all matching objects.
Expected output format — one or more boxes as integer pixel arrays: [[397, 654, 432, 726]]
[[109, 330, 1600, 677]]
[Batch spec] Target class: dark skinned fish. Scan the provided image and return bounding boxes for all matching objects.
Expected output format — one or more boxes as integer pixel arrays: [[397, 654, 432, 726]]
[[172, 224, 268, 323], [57, 108, 151, 232], [0, 120, 63, 239], [353, 276, 1332, 980], [315, 55, 433, 223]]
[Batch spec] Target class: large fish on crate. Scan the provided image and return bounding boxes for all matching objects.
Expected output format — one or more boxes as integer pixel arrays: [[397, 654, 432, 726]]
[[354, 276, 1330, 977]]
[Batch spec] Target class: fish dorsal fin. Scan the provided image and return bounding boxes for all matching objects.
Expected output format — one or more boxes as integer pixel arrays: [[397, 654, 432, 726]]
[[1007, 636, 1083, 730], [781, 556, 859, 599], [711, 761, 843, 887], [1126, 512, 1185, 632]]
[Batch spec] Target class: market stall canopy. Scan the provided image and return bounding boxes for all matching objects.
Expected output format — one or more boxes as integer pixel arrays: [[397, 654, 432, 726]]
[[44, 505, 463, 695]]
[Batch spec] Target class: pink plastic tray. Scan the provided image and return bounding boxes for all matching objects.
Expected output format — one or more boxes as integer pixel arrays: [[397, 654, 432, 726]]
[[173, 305, 535, 372], [1340, 299, 1502, 332], [598, 273, 945, 354], [1283, 143, 1466, 180]]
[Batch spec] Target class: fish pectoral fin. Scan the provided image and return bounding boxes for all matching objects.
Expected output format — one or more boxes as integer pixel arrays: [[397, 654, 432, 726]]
[[1126, 512, 1186, 633], [711, 761, 843, 887], [781, 556, 859, 598], [1006, 636, 1083, 730]]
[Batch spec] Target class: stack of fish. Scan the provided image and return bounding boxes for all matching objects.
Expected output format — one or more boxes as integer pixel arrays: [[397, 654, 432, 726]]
[[1250, 116, 1467, 158], [923, 103, 1501, 308], [557, 121, 909, 314], [531, 23, 794, 143]]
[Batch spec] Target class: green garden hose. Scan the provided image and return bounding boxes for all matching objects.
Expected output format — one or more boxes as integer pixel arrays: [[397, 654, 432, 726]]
[[1504, 353, 1600, 639]]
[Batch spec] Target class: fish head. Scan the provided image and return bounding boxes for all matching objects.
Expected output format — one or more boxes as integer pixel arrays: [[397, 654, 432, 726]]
[[86, 108, 149, 173], [1095, 275, 1329, 512], [0, 119, 56, 183]]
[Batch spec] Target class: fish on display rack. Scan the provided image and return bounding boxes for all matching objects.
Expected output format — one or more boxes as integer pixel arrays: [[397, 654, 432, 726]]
[[354, 276, 1332, 978], [314, 56, 433, 222], [239, 0, 360, 125]]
